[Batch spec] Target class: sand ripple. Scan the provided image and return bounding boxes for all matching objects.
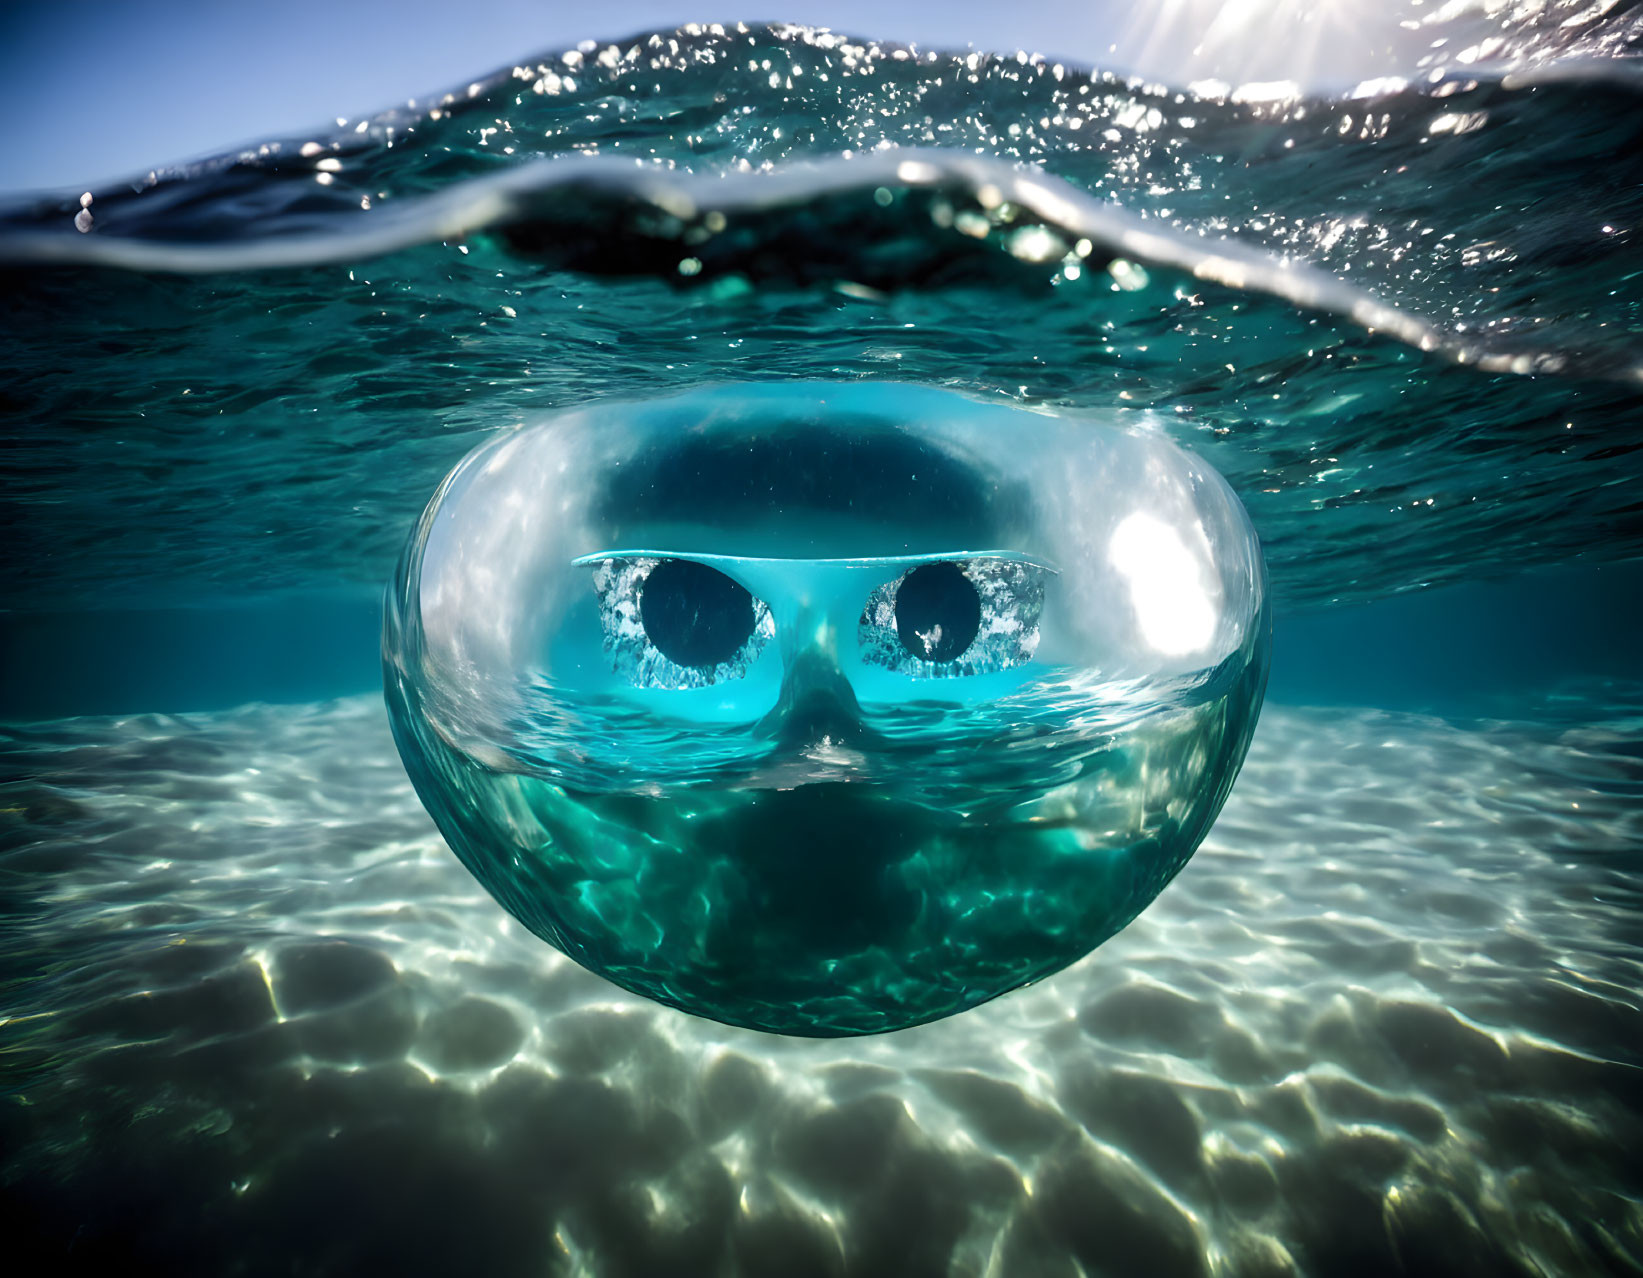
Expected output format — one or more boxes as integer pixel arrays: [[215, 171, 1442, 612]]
[[2, 690, 1640, 1276]]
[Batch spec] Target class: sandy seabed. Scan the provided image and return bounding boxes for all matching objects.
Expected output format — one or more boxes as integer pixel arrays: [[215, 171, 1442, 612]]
[[1, 689, 1639, 1277]]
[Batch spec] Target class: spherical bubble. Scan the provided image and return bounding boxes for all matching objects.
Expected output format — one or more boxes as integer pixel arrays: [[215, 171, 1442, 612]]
[[384, 383, 1269, 1036]]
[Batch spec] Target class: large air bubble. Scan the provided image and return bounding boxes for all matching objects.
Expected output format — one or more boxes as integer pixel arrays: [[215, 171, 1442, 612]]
[[384, 383, 1269, 1035]]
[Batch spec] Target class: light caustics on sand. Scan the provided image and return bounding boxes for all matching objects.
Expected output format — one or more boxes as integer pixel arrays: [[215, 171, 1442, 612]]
[[384, 383, 1270, 1035]]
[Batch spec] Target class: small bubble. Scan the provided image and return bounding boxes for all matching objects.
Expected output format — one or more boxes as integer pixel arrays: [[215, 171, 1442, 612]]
[[1109, 259, 1150, 291]]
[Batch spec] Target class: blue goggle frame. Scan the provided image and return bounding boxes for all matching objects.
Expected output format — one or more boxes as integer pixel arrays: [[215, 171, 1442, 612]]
[[564, 548, 1059, 716]]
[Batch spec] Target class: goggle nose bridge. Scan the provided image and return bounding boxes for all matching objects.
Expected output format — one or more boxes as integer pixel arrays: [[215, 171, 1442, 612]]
[[723, 560, 897, 656]]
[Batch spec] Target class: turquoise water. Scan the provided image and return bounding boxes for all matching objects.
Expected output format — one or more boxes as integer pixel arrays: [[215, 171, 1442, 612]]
[[3, 24, 1641, 614], [2, 13, 1642, 1276]]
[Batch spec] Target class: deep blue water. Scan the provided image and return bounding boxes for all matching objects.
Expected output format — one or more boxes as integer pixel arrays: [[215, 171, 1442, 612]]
[[2, 11, 1641, 1277]]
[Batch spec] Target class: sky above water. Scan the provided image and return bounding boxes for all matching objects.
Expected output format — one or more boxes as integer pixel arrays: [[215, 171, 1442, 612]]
[[0, 0, 1444, 193]]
